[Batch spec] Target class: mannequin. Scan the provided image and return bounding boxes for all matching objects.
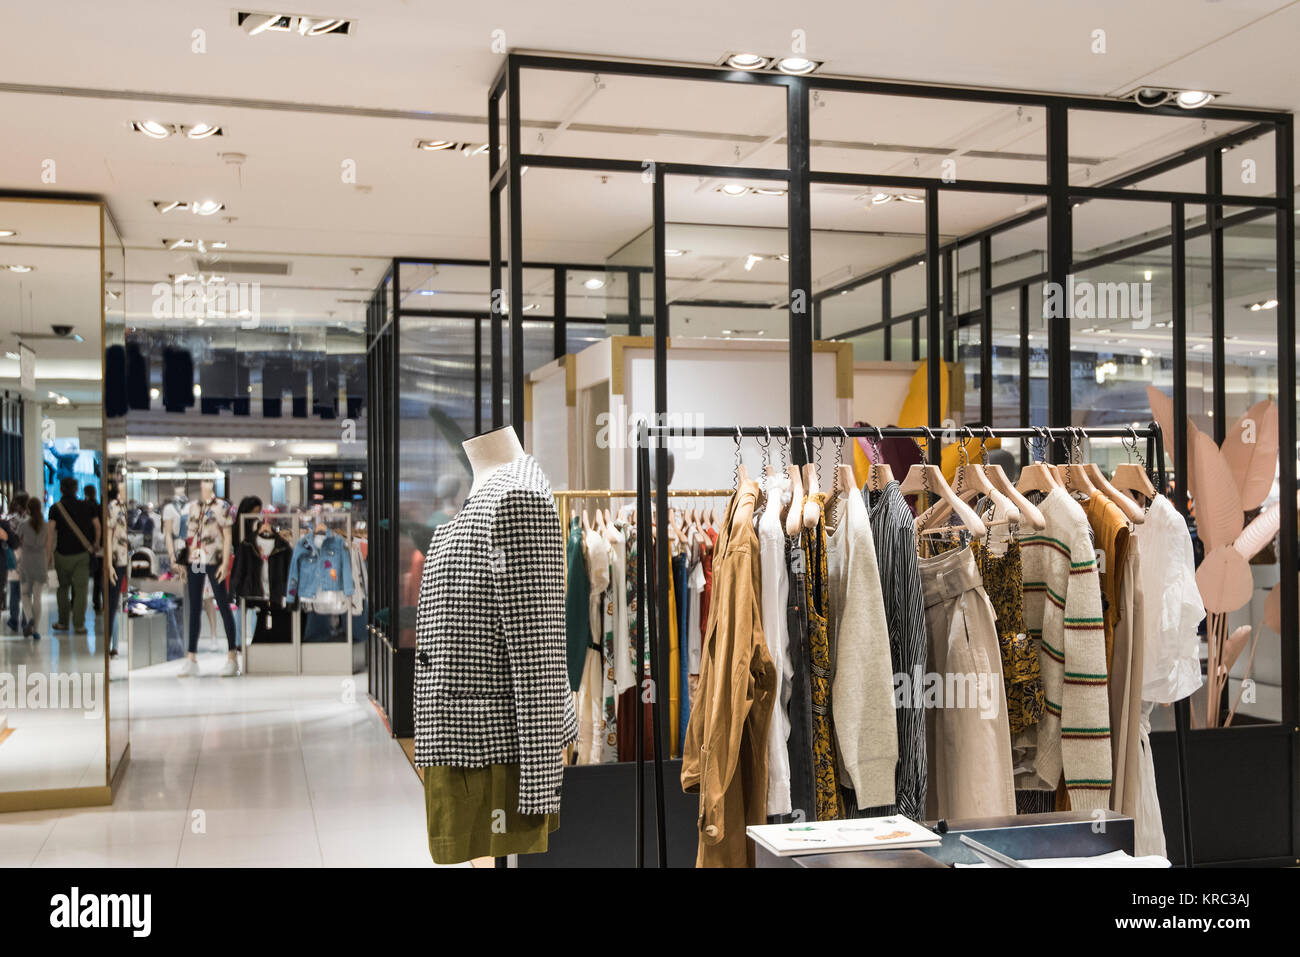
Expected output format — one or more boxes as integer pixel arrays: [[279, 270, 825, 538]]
[[464, 426, 525, 493], [413, 426, 576, 864], [178, 468, 239, 677], [162, 483, 188, 576]]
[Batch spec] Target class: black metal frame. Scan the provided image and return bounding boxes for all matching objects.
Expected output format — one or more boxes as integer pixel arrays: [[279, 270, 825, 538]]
[[489, 53, 1297, 867]]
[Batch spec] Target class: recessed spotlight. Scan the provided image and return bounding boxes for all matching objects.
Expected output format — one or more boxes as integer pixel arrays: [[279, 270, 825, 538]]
[[1263, 298, 1278, 309], [1132, 88, 1174, 109], [1143, 270, 1153, 281], [4, 352, 18, 361], [522, 303, 540, 312], [301, 17, 347, 35], [870, 192, 892, 205], [133, 120, 172, 139], [193, 200, 224, 216], [744, 254, 762, 272], [418, 140, 456, 151], [0, 229, 15, 238], [186, 123, 221, 139], [583, 277, 606, 290], [243, 13, 293, 35], [664, 249, 687, 257], [725, 53, 768, 70], [775, 56, 820, 75], [896, 193, 924, 204], [4, 264, 34, 273], [718, 183, 749, 196], [751, 186, 787, 196], [1176, 90, 1215, 109]]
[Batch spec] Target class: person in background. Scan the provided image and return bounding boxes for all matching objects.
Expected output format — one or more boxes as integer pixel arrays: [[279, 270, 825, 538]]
[[49, 476, 100, 635], [104, 478, 129, 657], [2, 490, 29, 631], [17, 496, 51, 641], [83, 485, 104, 613]]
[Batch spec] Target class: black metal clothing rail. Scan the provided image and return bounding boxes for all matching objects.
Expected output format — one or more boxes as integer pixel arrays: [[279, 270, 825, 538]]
[[632, 421, 1191, 868]]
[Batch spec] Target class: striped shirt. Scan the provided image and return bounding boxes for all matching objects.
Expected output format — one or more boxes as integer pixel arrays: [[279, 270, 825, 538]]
[[864, 480, 928, 821], [1019, 487, 1112, 810]]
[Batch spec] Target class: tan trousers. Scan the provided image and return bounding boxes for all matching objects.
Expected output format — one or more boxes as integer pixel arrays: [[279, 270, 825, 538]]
[[918, 545, 1016, 820]]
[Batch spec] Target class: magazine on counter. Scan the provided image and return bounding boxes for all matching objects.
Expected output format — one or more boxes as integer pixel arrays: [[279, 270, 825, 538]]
[[747, 816, 943, 857]]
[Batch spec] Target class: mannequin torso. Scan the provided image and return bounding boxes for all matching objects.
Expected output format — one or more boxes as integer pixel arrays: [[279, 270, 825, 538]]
[[464, 427, 526, 495]]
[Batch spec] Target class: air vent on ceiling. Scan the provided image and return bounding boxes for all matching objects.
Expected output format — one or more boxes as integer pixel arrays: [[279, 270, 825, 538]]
[[197, 259, 291, 276]]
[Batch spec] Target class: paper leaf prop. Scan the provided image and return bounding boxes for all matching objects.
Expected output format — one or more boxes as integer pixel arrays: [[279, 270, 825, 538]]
[[1219, 624, 1253, 677], [1145, 385, 1177, 457], [1265, 582, 1282, 633], [1234, 500, 1280, 560], [1221, 399, 1279, 511], [1195, 545, 1254, 614], [1191, 430, 1244, 552]]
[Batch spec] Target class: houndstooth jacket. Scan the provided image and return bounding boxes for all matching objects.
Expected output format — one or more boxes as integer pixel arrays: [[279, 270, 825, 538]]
[[413, 454, 578, 815]]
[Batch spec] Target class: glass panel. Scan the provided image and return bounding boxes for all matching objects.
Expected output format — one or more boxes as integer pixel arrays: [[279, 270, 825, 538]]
[[0, 198, 108, 795], [818, 278, 881, 339], [1222, 129, 1276, 199], [521, 67, 788, 168], [1068, 108, 1242, 186], [811, 91, 1047, 184], [104, 209, 128, 779]]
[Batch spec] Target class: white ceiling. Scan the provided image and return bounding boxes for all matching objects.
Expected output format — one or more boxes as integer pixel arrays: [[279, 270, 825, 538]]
[[0, 0, 1292, 336]]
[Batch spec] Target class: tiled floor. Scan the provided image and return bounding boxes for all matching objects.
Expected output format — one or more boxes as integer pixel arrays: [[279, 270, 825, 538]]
[[0, 650, 458, 867]]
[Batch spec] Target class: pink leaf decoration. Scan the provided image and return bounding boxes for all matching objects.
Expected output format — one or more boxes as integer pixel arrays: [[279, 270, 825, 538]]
[[1264, 582, 1282, 633], [1219, 624, 1253, 676], [1234, 500, 1280, 560], [1191, 430, 1244, 552], [1221, 399, 1279, 511], [1195, 545, 1254, 614], [1146, 386, 1177, 457]]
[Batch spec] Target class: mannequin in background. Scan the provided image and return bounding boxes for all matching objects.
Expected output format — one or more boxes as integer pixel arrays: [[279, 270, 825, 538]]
[[177, 467, 239, 677], [161, 483, 187, 577]]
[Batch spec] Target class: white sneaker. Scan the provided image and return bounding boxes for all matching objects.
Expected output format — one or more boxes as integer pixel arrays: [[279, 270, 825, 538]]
[[178, 657, 200, 677], [220, 656, 240, 677]]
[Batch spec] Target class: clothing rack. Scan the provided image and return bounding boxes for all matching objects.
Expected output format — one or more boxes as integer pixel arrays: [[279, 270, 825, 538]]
[[632, 422, 1190, 869]]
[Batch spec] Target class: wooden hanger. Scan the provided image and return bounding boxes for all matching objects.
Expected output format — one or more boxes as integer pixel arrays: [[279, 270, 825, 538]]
[[1061, 429, 1099, 499], [785, 428, 805, 537], [1112, 427, 1158, 506], [976, 430, 1045, 530], [866, 428, 895, 493], [1016, 428, 1062, 495], [919, 432, 1019, 531], [1084, 461, 1146, 524], [901, 460, 989, 540]]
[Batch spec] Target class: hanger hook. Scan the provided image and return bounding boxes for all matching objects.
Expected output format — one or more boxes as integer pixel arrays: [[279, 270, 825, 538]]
[[733, 427, 743, 486]]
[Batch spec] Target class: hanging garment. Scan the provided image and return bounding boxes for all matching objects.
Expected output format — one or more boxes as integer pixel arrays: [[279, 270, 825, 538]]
[[230, 531, 292, 603], [668, 548, 681, 759], [1018, 487, 1112, 812], [758, 473, 793, 816], [686, 538, 705, 713], [575, 639, 604, 764], [1133, 701, 1167, 857], [692, 527, 716, 707], [973, 538, 1045, 736], [825, 487, 897, 814], [287, 529, 353, 602], [1134, 494, 1205, 705], [617, 529, 653, 763], [413, 455, 577, 861], [803, 492, 844, 822], [681, 480, 777, 867], [784, 534, 816, 821], [917, 544, 1017, 820], [1109, 544, 1146, 819], [865, 480, 928, 821], [349, 536, 367, 617], [1085, 492, 1132, 674], [607, 521, 631, 694], [564, 517, 590, 691]]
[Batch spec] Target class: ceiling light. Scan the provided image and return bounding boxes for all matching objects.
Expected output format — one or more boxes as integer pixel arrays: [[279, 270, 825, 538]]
[[664, 249, 687, 257], [719, 183, 749, 196], [870, 192, 892, 205], [744, 254, 762, 272], [522, 303, 540, 312], [186, 123, 221, 140], [1176, 90, 1215, 109], [418, 140, 456, 151], [725, 53, 768, 70], [245, 13, 292, 35], [896, 193, 924, 204], [583, 277, 606, 290], [1143, 270, 1152, 281], [134, 120, 172, 139], [194, 200, 223, 216], [1132, 88, 1174, 108], [4, 352, 18, 361], [4, 264, 34, 273], [0, 230, 17, 238], [751, 186, 787, 196], [304, 18, 347, 35], [1264, 298, 1278, 309], [1250, 302, 1262, 311], [149, 388, 160, 399], [775, 57, 819, 75], [1247, 299, 1278, 311]]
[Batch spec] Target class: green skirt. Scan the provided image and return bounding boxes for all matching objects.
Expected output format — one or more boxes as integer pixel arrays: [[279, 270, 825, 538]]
[[423, 763, 559, 865]]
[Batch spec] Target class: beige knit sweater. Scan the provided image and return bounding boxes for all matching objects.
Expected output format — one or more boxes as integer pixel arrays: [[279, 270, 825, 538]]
[[826, 489, 898, 810], [1019, 488, 1112, 811]]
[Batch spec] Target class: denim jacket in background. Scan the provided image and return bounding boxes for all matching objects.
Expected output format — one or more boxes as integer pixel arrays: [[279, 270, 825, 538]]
[[286, 530, 353, 600]]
